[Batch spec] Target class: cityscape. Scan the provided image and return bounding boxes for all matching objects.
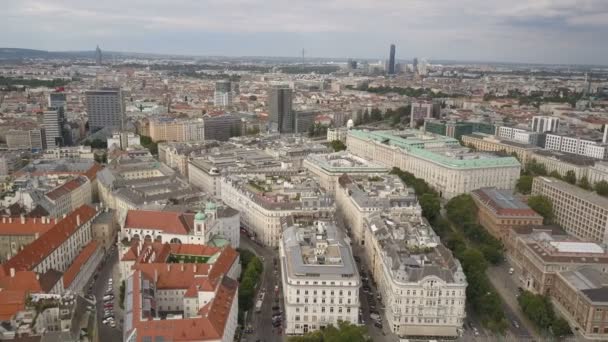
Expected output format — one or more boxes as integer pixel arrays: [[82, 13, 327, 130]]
[[1, 2, 608, 342]]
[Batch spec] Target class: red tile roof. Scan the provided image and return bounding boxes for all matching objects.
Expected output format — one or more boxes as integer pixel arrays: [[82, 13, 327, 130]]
[[124, 210, 195, 235], [0, 271, 43, 321], [0, 217, 54, 236], [0, 290, 27, 321], [3, 205, 98, 273], [62, 241, 98, 289], [46, 176, 88, 201]]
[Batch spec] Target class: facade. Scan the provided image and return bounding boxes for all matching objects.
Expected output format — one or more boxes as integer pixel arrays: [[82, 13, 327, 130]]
[[43, 110, 64, 149], [388, 44, 396, 75], [202, 114, 242, 141], [121, 203, 240, 248], [44, 176, 93, 219], [423, 119, 495, 140], [2, 205, 99, 294], [532, 177, 608, 244], [552, 267, 608, 340], [495, 126, 542, 146], [471, 187, 543, 242], [0, 216, 54, 262], [91, 209, 117, 249], [85, 88, 125, 133], [410, 101, 441, 127], [214, 80, 233, 107], [280, 219, 360, 335], [107, 132, 141, 150], [294, 111, 317, 134], [327, 127, 348, 142], [336, 174, 419, 245], [544, 133, 608, 160], [149, 118, 205, 142], [529, 150, 596, 181], [158, 141, 218, 177], [6, 129, 45, 150], [347, 130, 521, 199], [220, 174, 334, 247], [461, 133, 540, 165], [589, 162, 608, 185], [48, 92, 67, 110], [506, 226, 608, 296], [532, 116, 560, 133], [303, 151, 388, 194], [269, 85, 293, 133], [42, 146, 95, 160], [62, 241, 103, 294], [122, 243, 240, 342], [363, 210, 467, 338]]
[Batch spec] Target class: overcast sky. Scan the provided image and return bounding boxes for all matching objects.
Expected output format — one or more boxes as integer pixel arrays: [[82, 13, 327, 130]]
[[2, 0, 608, 65]]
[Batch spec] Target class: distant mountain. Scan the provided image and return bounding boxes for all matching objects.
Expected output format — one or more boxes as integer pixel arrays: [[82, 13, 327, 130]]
[[0, 48, 98, 60]]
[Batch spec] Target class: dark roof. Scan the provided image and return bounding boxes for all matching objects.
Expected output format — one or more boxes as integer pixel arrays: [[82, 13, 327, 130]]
[[39, 269, 62, 293], [582, 287, 608, 303]]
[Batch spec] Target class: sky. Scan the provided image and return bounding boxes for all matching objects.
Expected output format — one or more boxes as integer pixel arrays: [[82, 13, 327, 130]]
[[2, 0, 608, 65]]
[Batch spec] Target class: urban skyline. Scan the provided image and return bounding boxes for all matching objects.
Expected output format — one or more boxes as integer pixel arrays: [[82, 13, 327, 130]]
[[2, 0, 608, 65]]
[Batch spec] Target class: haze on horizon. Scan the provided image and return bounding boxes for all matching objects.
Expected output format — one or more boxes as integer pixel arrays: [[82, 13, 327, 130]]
[[2, 0, 608, 65]]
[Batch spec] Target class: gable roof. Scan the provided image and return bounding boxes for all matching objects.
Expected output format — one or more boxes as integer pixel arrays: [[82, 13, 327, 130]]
[[124, 210, 195, 235], [63, 241, 98, 289]]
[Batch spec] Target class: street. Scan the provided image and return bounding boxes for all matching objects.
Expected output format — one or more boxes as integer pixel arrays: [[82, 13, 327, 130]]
[[91, 247, 122, 342], [240, 234, 285, 342]]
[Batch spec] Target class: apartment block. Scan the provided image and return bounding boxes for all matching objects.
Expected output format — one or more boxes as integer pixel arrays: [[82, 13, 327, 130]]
[[461, 133, 540, 165]]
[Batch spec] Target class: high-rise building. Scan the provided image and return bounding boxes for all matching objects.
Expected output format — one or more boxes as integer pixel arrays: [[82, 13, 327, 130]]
[[202, 114, 242, 141], [412, 57, 419, 74], [95, 45, 102, 66], [48, 92, 67, 110], [43, 110, 64, 149], [85, 88, 125, 133], [532, 116, 560, 133], [269, 85, 293, 133], [214, 80, 233, 107], [388, 44, 396, 75]]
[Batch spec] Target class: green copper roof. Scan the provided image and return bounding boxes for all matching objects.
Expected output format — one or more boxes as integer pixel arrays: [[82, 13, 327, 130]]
[[194, 212, 207, 221], [205, 202, 217, 211], [350, 130, 520, 169]]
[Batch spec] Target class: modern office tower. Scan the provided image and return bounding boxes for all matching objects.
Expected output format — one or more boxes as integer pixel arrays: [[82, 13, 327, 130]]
[[269, 85, 293, 133], [532, 116, 560, 133], [603, 124, 608, 144], [48, 92, 67, 110], [95, 45, 102, 65], [43, 110, 66, 149], [388, 44, 396, 75], [410, 100, 441, 126], [412, 57, 419, 73], [293, 111, 317, 134], [202, 114, 242, 141], [85, 88, 125, 133], [214, 80, 233, 107]]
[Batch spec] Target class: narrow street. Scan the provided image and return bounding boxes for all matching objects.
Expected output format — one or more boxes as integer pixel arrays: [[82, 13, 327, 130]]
[[240, 234, 285, 342], [92, 248, 123, 342]]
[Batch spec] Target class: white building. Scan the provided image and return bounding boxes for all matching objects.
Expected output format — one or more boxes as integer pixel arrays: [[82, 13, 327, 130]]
[[544, 133, 608, 160], [280, 219, 360, 335], [107, 132, 141, 150], [532, 116, 560, 133], [327, 127, 348, 142], [42, 146, 94, 160], [589, 161, 608, 185]]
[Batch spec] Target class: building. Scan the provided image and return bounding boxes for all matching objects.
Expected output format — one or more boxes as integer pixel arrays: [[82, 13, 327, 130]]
[[551, 267, 608, 340], [2, 205, 100, 294], [363, 210, 467, 338], [202, 114, 242, 141], [532, 177, 608, 244], [327, 127, 348, 142], [62, 240, 103, 293], [120, 203, 240, 249], [347, 130, 521, 199], [149, 118, 205, 142], [0, 216, 54, 262], [506, 226, 608, 295], [107, 132, 141, 150], [529, 149, 596, 181], [544, 133, 608, 160], [158, 141, 218, 177], [220, 173, 334, 247], [42, 146, 95, 160], [122, 243, 240, 342], [43, 110, 64, 149], [423, 120, 495, 140], [280, 219, 360, 335], [294, 111, 317, 134], [589, 162, 608, 185], [336, 174, 419, 245], [91, 209, 117, 249], [269, 85, 293, 133], [48, 92, 67, 111], [303, 151, 388, 194], [495, 126, 542, 146], [388, 44, 396, 75], [410, 101, 441, 127], [95, 45, 102, 65], [43, 176, 93, 219], [0, 152, 21, 178], [461, 133, 541, 165], [5, 129, 45, 151], [214, 80, 233, 107], [471, 187, 544, 242], [532, 116, 560, 133], [85, 88, 125, 133]]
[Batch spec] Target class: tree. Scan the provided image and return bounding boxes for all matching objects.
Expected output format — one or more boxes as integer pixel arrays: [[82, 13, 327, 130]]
[[526, 159, 547, 176], [578, 176, 591, 190], [564, 170, 577, 184], [446, 194, 477, 228], [551, 317, 573, 337], [329, 140, 347, 152], [528, 195, 553, 224], [548, 170, 562, 179], [516, 176, 533, 194], [119, 280, 126, 309], [419, 193, 440, 221], [288, 320, 371, 342], [596, 180, 608, 197]]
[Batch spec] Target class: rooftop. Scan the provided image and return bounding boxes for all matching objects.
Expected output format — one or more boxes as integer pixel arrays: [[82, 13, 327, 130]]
[[472, 187, 542, 218], [338, 174, 418, 210], [305, 151, 388, 173], [534, 177, 608, 208], [560, 267, 608, 304]]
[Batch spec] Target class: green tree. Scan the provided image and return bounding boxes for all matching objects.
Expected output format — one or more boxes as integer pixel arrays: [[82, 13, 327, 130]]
[[551, 317, 573, 337], [370, 108, 383, 121], [119, 280, 126, 309], [419, 193, 440, 221], [595, 180, 608, 196], [445, 194, 477, 228], [516, 175, 533, 194], [526, 159, 547, 176], [528, 195, 553, 224], [288, 320, 371, 342], [564, 170, 577, 184], [548, 170, 562, 179], [329, 140, 347, 152], [248, 95, 257, 101], [578, 176, 591, 190]]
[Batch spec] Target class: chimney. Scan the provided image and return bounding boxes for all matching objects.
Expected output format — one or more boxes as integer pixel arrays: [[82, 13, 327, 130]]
[[167, 264, 170, 271], [54, 218, 58, 224], [10, 268, 15, 278], [2, 217, 5, 223], [33, 218, 36, 224], [35, 232, 39, 239], [76, 215, 80, 226], [194, 264, 197, 273], [181, 264, 184, 271], [20, 215, 25, 224], [36, 274, 39, 280], [8, 217, 11, 223]]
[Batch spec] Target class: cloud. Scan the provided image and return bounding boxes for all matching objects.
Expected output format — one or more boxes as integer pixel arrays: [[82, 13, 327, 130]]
[[1, 0, 607, 64]]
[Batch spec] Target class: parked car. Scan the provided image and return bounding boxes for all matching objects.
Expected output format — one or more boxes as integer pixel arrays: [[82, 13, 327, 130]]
[[370, 313, 381, 321], [374, 321, 383, 328]]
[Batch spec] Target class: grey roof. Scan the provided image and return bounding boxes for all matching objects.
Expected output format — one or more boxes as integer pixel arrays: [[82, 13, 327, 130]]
[[560, 267, 608, 303], [473, 187, 530, 210]]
